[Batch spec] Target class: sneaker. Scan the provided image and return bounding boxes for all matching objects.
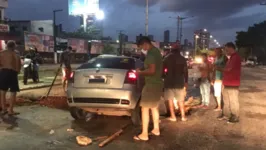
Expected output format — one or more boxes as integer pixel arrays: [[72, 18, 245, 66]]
[[227, 117, 239, 124]]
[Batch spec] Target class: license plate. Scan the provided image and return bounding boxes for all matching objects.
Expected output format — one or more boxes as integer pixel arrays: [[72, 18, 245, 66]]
[[89, 78, 105, 83], [88, 75, 106, 83]]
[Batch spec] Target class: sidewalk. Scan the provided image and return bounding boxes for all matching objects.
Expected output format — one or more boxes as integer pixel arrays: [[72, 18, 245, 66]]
[[18, 64, 81, 90]]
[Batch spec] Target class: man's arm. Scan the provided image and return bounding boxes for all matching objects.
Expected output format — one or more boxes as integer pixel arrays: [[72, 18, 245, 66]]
[[184, 59, 188, 84], [138, 55, 156, 76]]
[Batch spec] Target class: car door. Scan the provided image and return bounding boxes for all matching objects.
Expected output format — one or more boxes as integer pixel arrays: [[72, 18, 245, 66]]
[[135, 59, 145, 92]]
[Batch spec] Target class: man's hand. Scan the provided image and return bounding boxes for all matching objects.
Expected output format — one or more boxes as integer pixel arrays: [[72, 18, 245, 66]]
[[136, 68, 141, 74], [211, 80, 214, 85], [184, 82, 188, 90]]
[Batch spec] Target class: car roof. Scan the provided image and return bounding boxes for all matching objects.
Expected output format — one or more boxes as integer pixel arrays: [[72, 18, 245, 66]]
[[97, 54, 134, 59]]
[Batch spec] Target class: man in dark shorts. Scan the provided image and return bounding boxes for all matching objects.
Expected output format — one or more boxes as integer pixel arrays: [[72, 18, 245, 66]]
[[163, 43, 188, 122], [134, 36, 163, 141], [0, 41, 21, 116], [60, 46, 73, 92]]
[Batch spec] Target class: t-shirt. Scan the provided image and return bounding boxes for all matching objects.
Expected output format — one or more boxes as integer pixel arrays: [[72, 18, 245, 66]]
[[214, 56, 226, 80], [163, 52, 188, 89], [60, 51, 72, 69], [222, 52, 241, 87], [144, 47, 163, 85]]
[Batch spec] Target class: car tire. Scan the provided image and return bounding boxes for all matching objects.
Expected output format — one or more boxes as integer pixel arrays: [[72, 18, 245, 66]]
[[70, 107, 86, 120], [131, 104, 141, 126]]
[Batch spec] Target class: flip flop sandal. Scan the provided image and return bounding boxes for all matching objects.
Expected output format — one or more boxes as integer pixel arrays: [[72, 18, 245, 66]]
[[133, 135, 148, 141]]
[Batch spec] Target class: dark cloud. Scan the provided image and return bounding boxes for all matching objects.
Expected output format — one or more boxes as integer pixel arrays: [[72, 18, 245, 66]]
[[160, 0, 260, 19]]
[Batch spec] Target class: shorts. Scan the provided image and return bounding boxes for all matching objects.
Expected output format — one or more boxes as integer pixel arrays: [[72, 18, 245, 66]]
[[164, 88, 185, 102], [62, 68, 71, 80], [0, 69, 19, 92], [214, 80, 222, 97], [140, 84, 163, 108]]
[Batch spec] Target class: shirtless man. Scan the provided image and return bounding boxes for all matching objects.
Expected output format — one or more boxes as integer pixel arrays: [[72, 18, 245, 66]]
[[198, 53, 211, 108]]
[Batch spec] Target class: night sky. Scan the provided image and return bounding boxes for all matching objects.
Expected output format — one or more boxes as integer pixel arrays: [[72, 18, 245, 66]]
[[5, 0, 266, 45]]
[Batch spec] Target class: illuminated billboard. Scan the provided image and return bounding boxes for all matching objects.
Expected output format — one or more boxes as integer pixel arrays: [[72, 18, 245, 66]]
[[68, 0, 99, 16]]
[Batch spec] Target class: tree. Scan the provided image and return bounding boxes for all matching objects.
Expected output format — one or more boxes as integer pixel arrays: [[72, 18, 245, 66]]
[[102, 43, 116, 54], [235, 21, 266, 63]]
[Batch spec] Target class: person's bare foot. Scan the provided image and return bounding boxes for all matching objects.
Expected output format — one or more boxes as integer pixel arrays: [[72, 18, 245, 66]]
[[214, 108, 222, 111], [150, 129, 160, 136], [133, 133, 148, 141], [181, 117, 188, 122]]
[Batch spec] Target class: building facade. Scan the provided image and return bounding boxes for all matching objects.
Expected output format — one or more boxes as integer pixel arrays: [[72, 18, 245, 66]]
[[164, 30, 170, 43], [8, 20, 54, 36], [194, 29, 210, 50], [0, 0, 8, 20]]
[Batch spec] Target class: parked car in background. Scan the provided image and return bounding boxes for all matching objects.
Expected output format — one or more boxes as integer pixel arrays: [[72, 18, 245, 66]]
[[66, 55, 145, 125], [246, 58, 257, 67]]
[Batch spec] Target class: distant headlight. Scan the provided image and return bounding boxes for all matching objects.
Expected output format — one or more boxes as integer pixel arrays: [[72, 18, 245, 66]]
[[195, 57, 203, 64]]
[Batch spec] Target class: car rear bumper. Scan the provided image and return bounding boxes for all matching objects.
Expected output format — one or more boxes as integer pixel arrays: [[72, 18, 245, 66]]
[[67, 86, 140, 110]]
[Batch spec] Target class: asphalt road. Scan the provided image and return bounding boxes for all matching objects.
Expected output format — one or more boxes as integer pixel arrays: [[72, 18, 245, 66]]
[[1, 67, 266, 150]]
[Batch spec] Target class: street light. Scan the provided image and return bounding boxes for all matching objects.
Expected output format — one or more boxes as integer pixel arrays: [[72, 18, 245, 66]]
[[53, 9, 63, 64], [116, 40, 119, 43], [214, 39, 217, 42], [96, 10, 104, 20], [210, 35, 213, 38], [204, 28, 207, 32]]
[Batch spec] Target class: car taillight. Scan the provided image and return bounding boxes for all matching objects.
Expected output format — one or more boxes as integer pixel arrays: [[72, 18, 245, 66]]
[[70, 72, 74, 78], [124, 70, 137, 84], [164, 68, 168, 73], [69, 71, 74, 83]]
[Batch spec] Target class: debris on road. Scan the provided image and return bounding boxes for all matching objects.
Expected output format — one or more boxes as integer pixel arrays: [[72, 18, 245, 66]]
[[98, 123, 131, 147], [39, 96, 68, 110], [93, 136, 108, 141], [67, 128, 74, 132], [49, 130, 55, 135], [76, 136, 92, 146]]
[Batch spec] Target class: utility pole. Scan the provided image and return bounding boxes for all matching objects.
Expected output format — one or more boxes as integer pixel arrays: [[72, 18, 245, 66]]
[[53, 9, 63, 64], [117, 30, 124, 55], [145, 0, 149, 36], [169, 16, 194, 44], [177, 16, 180, 41]]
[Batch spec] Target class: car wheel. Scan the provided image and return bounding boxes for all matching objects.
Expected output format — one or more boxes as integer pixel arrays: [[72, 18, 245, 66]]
[[131, 104, 141, 126], [70, 107, 86, 120]]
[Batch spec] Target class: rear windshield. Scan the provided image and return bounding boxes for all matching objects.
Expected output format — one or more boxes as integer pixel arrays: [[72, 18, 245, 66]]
[[77, 57, 135, 70]]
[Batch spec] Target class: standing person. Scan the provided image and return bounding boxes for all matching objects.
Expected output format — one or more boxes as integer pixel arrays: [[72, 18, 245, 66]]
[[216, 42, 241, 124], [0, 41, 21, 116], [133, 36, 163, 141], [212, 48, 227, 111], [23, 47, 38, 85], [198, 53, 211, 108], [163, 43, 188, 122], [60, 46, 73, 92]]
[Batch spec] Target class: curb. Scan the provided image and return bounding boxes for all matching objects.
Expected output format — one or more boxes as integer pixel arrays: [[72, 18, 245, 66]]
[[20, 83, 61, 91]]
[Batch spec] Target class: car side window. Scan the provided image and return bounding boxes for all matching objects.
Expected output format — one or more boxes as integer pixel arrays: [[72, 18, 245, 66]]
[[135, 59, 144, 69]]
